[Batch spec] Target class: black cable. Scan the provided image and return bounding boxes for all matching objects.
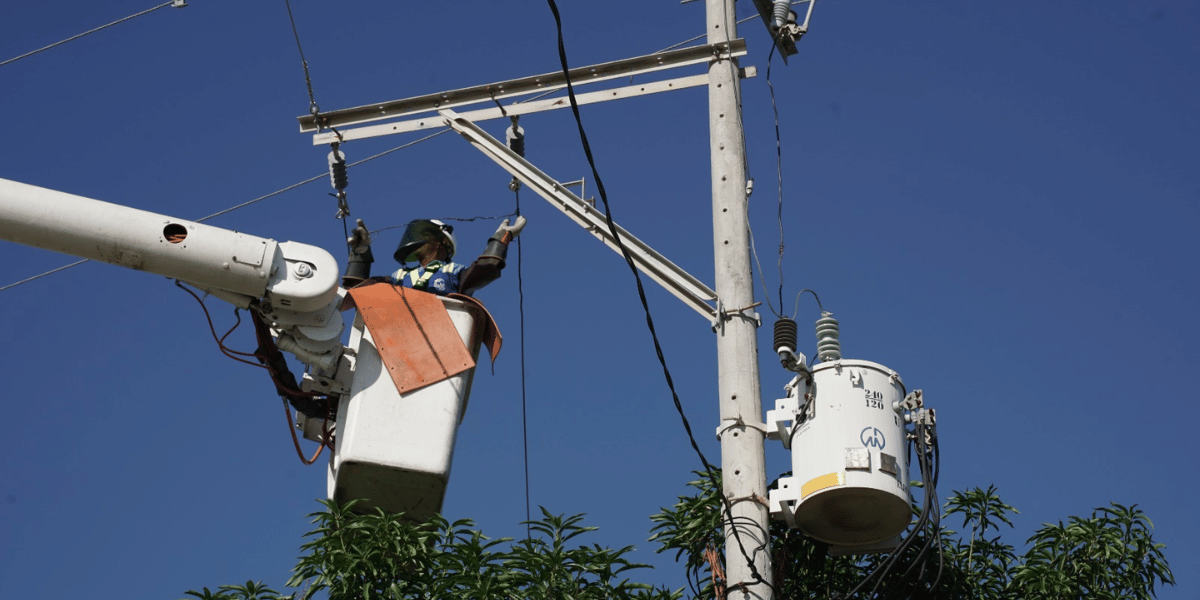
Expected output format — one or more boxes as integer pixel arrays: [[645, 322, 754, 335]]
[[766, 42, 787, 317], [282, 0, 320, 116], [543, 1, 774, 594], [851, 420, 943, 600], [0, 1, 181, 68], [368, 211, 519, 236], [515, 187, 532, 539]]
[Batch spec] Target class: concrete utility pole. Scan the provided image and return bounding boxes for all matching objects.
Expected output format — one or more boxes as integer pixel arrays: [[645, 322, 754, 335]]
[[707, 0, 773, 598]]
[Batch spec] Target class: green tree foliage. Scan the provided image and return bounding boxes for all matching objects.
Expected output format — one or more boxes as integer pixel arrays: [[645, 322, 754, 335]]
[[183, 500, 679, 600], [649, 473, 1174, 599], [184, 478, 1173, 600]]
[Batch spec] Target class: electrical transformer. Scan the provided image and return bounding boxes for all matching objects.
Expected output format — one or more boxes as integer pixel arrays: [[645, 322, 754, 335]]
[[767, 312, 936, 553], [768, 360, 912, 547]]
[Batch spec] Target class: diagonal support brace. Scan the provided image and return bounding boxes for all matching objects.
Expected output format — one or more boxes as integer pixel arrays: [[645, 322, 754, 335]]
[[440, 110, 720, 322]]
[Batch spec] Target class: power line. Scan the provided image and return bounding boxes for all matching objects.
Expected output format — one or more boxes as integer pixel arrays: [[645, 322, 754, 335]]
[[514, 188, 532, 538], [0, 1, 186, 68], [0, 260, 89, 293], [282, 0, 321, 116]]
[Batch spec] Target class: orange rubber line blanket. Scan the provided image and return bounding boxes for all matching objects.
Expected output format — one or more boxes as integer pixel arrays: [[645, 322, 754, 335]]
[[343, 283, 500, 395]]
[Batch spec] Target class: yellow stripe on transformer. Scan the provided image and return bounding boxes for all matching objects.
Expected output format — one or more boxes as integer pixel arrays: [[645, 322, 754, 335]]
[[801, 472, 845, 499]]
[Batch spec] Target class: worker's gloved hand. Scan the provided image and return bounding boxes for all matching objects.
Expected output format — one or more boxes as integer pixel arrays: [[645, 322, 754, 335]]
[[347, 219, 371, 254], [342, 218, 374, 288], [492, 215, 527, 242]]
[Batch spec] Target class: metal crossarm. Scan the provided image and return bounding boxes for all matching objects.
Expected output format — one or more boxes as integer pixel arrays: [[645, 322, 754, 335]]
[[308, 71, 760, 145], [299, 40, 749, 142]]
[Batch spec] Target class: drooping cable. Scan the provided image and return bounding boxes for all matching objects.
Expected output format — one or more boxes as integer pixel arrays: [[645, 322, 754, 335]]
[[282, 397, 328, 465], [514, 186, 531, 538], [177, 275, 332, 464], [834, 415, 942, 599], [765, 44, 788, 316], [791, 288, 823, 319], [1, 130, 451, 294], [0, 1, 184, 68], [491, 101, 532, 537], [543, 0, 713, 482], [175, 280, 269, 368], [368, 211, 519, 237], [542, 1, 773, 594]]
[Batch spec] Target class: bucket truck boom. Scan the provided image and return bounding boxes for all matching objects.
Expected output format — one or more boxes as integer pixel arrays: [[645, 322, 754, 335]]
[[1, 177, 490, 518]]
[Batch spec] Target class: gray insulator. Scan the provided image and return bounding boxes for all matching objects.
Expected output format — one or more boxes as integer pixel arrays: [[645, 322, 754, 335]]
[[815, 311, 842, 362], [772, 0, 792, 29]]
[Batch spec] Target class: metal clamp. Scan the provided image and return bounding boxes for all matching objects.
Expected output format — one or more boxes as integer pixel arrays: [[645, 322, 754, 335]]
[[894, 389, 922, 411], [716, 415, 769, 440], [725, 492, 771, 508], [713, 301, 763, 333], [768, 475, 799, 527], [765, 395, 803, 447]]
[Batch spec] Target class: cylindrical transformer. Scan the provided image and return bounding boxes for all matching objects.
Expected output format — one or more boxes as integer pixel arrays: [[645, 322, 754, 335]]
[[789, 359, 911, 546]]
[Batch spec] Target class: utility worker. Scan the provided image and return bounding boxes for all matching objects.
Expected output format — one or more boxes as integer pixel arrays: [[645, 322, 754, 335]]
[[342, 216, 527, 296]]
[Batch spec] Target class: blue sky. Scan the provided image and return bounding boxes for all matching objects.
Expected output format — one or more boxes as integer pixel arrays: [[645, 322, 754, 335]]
[[1, 1, 1196, 598]]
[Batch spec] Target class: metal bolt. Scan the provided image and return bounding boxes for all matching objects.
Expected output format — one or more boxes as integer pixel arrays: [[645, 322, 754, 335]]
[[294, 263, 313, 278]]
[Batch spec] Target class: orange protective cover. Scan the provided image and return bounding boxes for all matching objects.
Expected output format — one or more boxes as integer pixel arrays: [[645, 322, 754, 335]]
[[344, 283, 476, 395]]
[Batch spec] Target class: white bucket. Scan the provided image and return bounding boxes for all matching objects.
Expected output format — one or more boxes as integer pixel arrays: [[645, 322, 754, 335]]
[[328, 295, 481, 519]]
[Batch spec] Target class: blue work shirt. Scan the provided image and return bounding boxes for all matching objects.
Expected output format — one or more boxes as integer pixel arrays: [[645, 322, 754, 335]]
[[389, 260, 464, 296]]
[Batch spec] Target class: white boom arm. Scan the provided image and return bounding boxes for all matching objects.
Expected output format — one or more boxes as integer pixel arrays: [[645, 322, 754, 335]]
[[2, 177, 488, 518], [0, 177, 345, 372], [0, 178, 338, 310]]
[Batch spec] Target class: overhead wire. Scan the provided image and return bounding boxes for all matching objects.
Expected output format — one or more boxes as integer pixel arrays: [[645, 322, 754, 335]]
[[367, 210, 519, 237], [0, 260, 88, 293], [765, 42, 788, 317], [282, 0, 358, 252], [0, 1, 184, 68], [542, 0, 773, 595], [514, 187, 532, 539], [282, 0, 320, 117], [0, 130, 452, 294], [654, 14, 762, 54]]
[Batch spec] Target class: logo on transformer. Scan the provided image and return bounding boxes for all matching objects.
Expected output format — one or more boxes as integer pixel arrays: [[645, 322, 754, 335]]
[[860, 427, 886, 450]]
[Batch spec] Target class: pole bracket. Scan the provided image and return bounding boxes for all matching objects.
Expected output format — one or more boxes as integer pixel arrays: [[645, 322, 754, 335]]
[[716, 415, 769, 440]]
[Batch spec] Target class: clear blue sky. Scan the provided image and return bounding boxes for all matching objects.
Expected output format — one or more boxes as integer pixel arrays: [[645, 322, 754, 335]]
[[1, 1, 1196, 598]]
